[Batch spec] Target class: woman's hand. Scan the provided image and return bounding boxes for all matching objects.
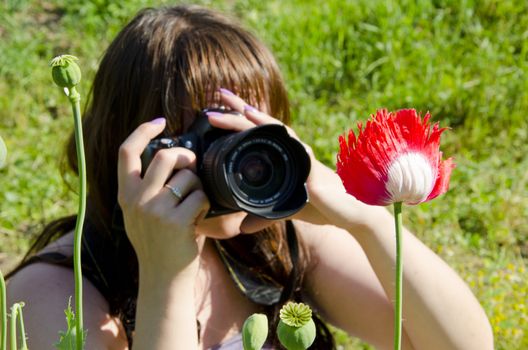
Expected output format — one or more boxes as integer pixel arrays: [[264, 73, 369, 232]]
[[118, 118, 205, 350], [214, 89, 364, 233], [117, 118, 210, 277]]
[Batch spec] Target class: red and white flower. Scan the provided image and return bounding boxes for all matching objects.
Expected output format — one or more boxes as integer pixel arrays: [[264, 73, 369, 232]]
[[336, 109, 455, 206]]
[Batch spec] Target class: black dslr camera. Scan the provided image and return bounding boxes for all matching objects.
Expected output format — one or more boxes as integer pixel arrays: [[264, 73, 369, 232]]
[[141, 108, 311, 219]]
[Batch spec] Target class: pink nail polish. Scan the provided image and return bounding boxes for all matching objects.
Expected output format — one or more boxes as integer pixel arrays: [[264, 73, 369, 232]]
[[206, 111, 223, 117], [151, 117, 166, 124], [244, 104, 258, 113], [219, 88, 235, 96]]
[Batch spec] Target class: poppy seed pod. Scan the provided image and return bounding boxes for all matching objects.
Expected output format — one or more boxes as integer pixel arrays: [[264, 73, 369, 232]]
[[50, 55, 81, 89], [276, 302, 316, 350], [242, 313, 268, 350]]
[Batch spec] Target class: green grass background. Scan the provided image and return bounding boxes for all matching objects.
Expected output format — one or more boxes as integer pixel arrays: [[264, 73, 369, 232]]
[[0, 0, 526, 348]]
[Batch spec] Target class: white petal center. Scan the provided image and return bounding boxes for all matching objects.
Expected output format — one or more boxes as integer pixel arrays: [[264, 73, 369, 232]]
[[386, 152, 435, 204]]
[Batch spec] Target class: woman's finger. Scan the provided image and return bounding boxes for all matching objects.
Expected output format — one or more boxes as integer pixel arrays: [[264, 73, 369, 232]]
[[217, 87, 286, 129], [218, 87, 286, 124], [243, 106, 300, 141], [242, 104, 283, 126], [218, 87, 284, 125], [157, 168, 202, 208], [118, 118, 166, 198], [206, 110, 256, 132], [141, 147, 196, 197], [218, 88, 248, 113], [174, 189, 211, 227], [239, 214, 276, 234]]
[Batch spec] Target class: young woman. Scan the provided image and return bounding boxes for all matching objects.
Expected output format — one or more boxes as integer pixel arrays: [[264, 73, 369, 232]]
[[6, 5, 493, 350]]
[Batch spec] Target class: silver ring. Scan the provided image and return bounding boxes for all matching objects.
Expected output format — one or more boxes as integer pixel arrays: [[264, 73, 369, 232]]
[[164, 184, 183, 201]]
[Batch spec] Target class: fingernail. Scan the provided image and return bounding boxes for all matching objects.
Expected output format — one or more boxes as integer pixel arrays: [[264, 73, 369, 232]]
[[219, 88, 235, 96], [244, 104, 258, 113], [206, 111, 223, 118], [151, 117, 166, 124]]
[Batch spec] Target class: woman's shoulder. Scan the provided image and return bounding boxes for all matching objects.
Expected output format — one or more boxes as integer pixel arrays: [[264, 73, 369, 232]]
[[7, 231, 77, 299], [7, 245, 128, 349], [37, 230, 75, 256]]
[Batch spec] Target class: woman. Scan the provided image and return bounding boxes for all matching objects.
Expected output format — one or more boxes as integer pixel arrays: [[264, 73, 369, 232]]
[[6, 5, 493, 349]]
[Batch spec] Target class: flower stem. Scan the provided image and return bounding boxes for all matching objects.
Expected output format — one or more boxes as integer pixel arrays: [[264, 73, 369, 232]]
[[393, 202, 403, 350], [1, 270, 6, 350], [9, 303, 27, 350], [17, 306, 28, 350], [69, 86, 86, 350]]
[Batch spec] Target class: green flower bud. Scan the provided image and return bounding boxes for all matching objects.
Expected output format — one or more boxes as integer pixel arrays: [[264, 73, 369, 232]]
[[276, 302, 316, 350], [242, 313, 268, 350], [50, 55, 81, 89], [0, 134, 6, 169]]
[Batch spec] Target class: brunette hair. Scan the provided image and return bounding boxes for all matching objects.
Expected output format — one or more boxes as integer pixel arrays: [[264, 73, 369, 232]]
[[10, 5, 334, 348]]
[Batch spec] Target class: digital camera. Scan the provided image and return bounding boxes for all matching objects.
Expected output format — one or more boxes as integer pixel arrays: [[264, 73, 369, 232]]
[[141, 108, 311, 219]]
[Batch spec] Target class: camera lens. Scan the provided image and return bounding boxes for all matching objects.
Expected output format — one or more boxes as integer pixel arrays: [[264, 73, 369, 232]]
[[199, 123, 310, 219], [238, 151, 273, 188], [229, 142, 288, 206]]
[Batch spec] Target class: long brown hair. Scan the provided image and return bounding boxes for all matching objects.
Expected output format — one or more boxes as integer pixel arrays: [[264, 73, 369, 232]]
[[10, 5, 334, 348]]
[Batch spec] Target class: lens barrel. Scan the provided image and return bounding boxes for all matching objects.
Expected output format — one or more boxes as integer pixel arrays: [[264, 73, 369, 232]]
[[200, 124, 310, 219]]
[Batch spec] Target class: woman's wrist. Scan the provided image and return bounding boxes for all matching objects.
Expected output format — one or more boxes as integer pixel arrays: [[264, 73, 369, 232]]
[[138, 267, 197, 306], [139, 255, 199, 288], [135, 264, 199, 349], [307, 177, 381, 233], [348, 204, 394, 235]]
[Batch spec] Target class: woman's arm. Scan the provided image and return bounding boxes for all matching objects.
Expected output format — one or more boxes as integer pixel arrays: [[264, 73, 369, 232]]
[[302, 162, 494, 350], [297, 221, 414, 349], [116, 119, 209, 349], [133, 264, 198, 350], [214, 90, 493, 349]]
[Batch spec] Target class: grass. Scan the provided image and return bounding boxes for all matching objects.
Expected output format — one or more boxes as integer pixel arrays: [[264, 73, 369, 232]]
[[0, 0, 527, 348]]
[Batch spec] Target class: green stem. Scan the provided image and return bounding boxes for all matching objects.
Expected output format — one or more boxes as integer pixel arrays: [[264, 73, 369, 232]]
[[9, 305, 16, 350], [16, 306, 27, 350], [1, 270, 6, 350], [10, 303, 27, 350], [393, 202, 403, 350], [69, 87, 86, 350]]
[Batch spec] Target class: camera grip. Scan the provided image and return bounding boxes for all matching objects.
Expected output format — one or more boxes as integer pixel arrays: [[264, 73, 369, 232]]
[[140, 138, 180, 176]]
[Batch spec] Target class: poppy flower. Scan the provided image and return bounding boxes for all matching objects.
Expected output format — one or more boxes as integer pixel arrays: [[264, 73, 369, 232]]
[[336, 109, 455, 206]]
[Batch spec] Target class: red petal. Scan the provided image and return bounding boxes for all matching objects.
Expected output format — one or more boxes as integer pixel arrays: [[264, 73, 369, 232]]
[[426, 156, 455, 201]]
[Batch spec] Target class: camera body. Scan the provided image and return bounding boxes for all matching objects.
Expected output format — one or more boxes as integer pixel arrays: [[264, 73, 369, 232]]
[[141, 108, 311, 219]]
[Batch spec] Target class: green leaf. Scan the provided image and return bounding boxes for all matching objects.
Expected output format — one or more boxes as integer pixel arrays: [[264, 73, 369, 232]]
[[54, 299, 86, 350]]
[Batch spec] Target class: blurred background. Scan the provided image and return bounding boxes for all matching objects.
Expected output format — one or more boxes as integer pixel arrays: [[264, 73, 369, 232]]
[[0, 0, 526, 348]]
